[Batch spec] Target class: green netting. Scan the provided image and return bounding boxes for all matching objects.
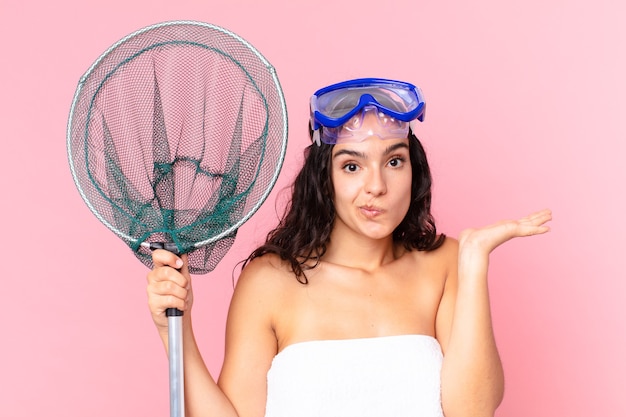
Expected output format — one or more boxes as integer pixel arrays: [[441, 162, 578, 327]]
[[67, 21, 287, 274]]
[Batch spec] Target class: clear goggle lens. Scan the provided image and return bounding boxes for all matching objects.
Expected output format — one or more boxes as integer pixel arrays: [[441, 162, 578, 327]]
[[321, 106, 410, 144]]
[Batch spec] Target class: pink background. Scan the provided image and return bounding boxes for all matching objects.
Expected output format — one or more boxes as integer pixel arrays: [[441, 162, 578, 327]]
[[1, 0, 624, 415]]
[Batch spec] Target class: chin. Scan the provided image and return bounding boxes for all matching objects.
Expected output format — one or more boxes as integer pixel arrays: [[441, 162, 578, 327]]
[[359, 227, 396, 241]]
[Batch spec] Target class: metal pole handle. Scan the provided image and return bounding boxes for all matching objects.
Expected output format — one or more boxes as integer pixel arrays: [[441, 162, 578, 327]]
[[149, 243, 185, 417], [167, 309, 185, 417]]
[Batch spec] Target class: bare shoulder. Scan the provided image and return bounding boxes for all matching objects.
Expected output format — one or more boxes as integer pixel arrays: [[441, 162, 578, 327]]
[[224, 253, 297, 349], [236, 253, 295, 290], [437, 235, 459, 260], [230, 253, 297, 315], [407, 235, 459, 267]]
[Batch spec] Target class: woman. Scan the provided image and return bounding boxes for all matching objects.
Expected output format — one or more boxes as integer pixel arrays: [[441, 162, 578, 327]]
[[147, 78, 552, 417]]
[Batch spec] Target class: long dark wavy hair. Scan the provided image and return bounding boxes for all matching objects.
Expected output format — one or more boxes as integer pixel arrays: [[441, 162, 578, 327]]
[[243, 127, 445, 284]]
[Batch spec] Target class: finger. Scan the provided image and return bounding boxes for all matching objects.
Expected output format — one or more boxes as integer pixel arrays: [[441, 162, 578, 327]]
[[152, 249, 184, 269], [517, 222, 551, 237], [520, 209, 552, 225], [148, 290, 188, 313], [147, 265, 188, 292], [529, 208, 552, 220], [147, 279, 189, 312], [149, 278, 188, 298]]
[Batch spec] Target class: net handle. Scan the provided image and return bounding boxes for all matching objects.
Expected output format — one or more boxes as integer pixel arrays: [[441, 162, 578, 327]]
[[168, 315, 184, 417], [150, 242, 185, 417]]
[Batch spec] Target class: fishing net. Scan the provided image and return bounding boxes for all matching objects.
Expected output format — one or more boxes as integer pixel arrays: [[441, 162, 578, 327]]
[[67, 21, 288, 275]]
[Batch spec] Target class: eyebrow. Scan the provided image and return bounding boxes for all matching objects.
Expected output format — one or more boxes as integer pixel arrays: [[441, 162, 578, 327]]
[[333, 142, 409, 160]]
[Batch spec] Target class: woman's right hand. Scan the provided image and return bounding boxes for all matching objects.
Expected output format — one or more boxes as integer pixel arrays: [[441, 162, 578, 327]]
[[146, 250, 193, 333]]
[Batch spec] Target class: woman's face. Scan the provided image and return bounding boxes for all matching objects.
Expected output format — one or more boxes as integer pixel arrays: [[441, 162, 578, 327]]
[[330, 112, 412, 242]]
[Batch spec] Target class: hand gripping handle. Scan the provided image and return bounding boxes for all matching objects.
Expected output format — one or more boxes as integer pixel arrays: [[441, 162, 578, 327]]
[[149, 242, 185, 417]]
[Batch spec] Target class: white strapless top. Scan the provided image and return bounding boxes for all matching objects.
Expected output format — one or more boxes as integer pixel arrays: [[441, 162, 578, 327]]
[[265, 334, 443, 417]]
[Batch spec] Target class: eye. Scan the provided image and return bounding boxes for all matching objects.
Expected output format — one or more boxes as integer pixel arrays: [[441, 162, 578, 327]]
[[342, 163, 359, 173], [388, 156, 406, 168]]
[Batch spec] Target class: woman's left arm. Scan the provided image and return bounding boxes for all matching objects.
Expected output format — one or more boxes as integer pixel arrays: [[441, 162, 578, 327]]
[[437, 209, 552, 417]]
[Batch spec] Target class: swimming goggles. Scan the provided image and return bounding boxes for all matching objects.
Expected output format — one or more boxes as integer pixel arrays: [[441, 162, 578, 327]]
[[310, 78, 426, 145]]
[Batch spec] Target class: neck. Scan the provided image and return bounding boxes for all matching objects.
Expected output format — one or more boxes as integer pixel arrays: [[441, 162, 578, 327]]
[[323, 226, 401, 272]]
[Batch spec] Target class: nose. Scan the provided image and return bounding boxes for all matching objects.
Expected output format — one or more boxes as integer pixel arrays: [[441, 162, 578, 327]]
[[364, 167, 387, 196]]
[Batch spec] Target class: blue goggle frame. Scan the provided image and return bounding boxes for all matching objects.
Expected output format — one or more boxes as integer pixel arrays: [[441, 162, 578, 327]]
[[310, 78, 426, 132]]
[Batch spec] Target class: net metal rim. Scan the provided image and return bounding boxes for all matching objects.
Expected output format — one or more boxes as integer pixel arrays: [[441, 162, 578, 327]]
[[66, 20, 288, 249]]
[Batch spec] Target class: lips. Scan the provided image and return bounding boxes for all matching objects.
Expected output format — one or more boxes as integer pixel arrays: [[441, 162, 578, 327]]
[[359, 205, 384, 218]]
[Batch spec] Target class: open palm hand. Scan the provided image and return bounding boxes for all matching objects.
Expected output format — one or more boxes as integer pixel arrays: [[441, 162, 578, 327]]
[[459, 209, 552, 255]]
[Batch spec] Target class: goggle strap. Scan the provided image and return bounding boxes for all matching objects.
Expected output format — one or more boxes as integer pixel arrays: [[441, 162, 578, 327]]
[[312, 127, 321, 146], [409, 119, 420, 133]]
